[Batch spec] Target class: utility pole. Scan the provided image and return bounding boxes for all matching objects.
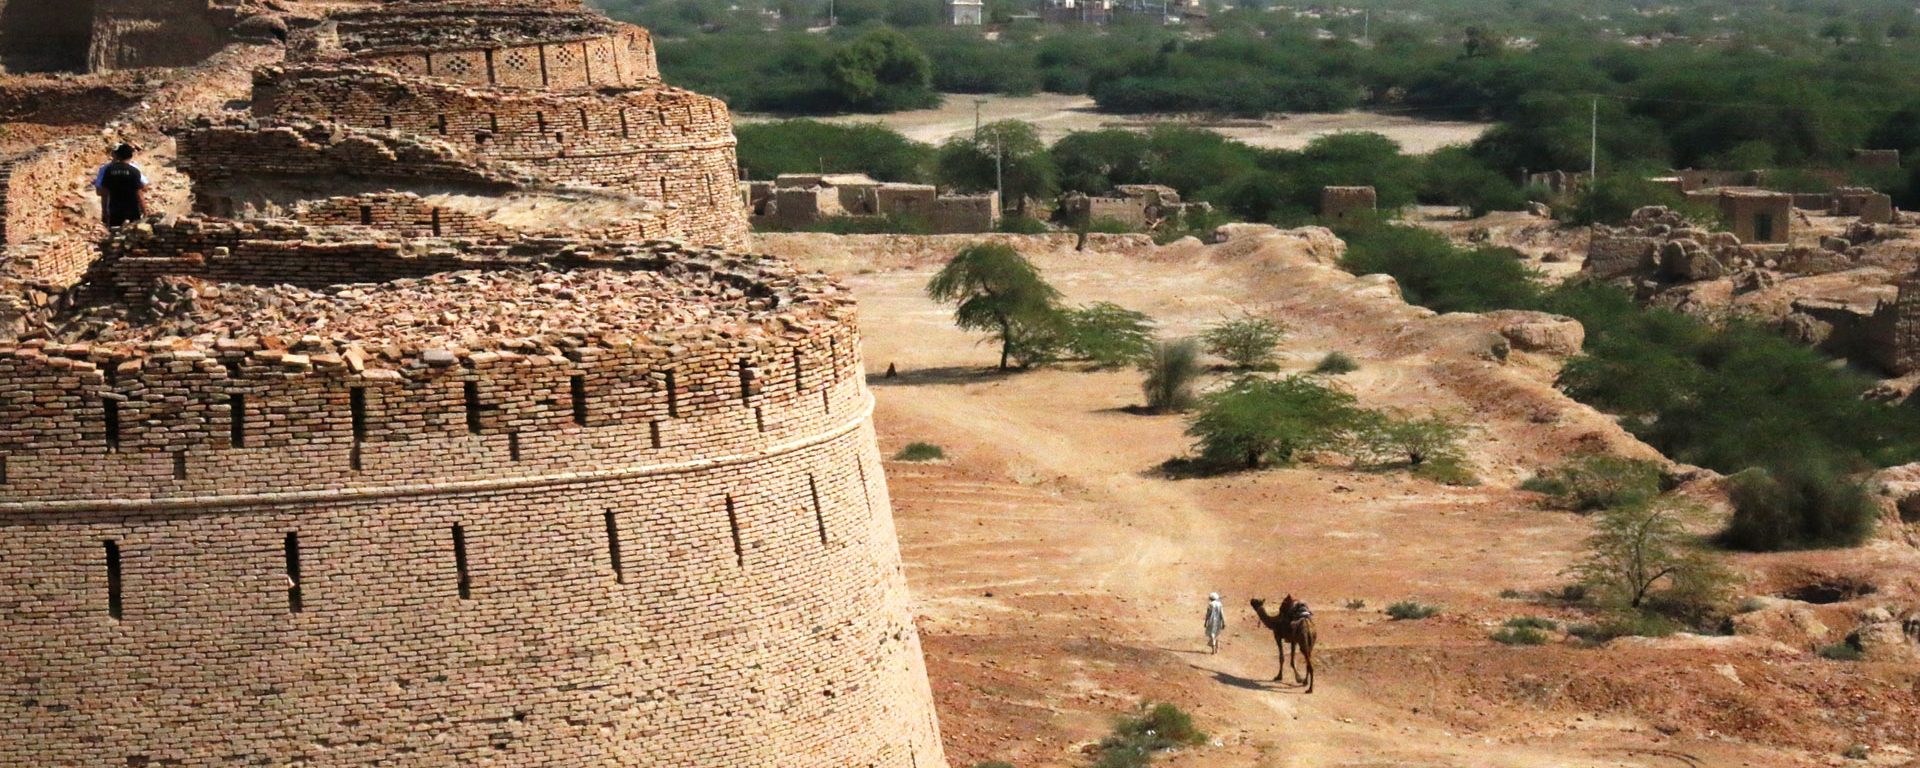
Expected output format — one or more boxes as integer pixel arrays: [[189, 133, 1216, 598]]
[[828, 0, 835, 27], [994, 134, 1005, 212], [1363, 11, 1370, 43], [1589, 96, 1599, 179], [974, 99, 988, 138]]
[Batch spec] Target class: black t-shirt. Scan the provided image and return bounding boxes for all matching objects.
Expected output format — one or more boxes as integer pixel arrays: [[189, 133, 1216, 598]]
[[97, 161, 145, 215]]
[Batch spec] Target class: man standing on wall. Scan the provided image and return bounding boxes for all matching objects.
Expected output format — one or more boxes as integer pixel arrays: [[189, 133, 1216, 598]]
[[92, 143, 149, 228]]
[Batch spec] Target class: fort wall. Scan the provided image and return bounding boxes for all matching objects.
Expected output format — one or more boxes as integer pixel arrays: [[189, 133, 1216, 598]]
[[0, 218, 946, 767]]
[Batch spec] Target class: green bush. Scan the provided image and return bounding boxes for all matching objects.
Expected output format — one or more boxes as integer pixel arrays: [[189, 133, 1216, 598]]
[[1185, 375, 1365, 470], [1567, 612, 1680, 643], [1339, 224, 1543, 313], [1386, 601, 1440, 620], [1083, 216, 1140, 235], [1139, 338, 1204, 414], [1311, 352, 1358, 375], [1520, 455, 1664, 512], [996, 215, 1051, 234], [1413, 455, 1480, 486], [1063, 302, 1156, 369], [1491, 626, 1549, 645], [894, 442, 946, 462], [1505, 616, 1559, 630], [736, 120, 933, 183], [1202, 315, 1287, 371], [1093, 702, 1206, 768], [1353, 412, 1469, 469], [1817, 641, 1864, 662], [1721, 461, 1879, 551]]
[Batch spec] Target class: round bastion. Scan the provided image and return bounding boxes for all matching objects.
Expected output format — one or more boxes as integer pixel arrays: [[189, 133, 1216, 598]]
[[0, 218, 946, 766]]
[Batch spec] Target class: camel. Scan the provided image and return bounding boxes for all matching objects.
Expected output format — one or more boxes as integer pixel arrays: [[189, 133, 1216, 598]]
[[1251, 595, 1316, 693]]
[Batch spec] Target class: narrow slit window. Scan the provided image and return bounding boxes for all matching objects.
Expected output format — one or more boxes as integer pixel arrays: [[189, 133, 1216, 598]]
[[172, 450, 187, 480], [829, 337, 840, 379], [508, 432, 522, 462], [570, 375, 588, 426], [649, 420, 662, 449], [104, 540, 122, 619], [0, 454, 8, 484], [822, 390, 831, 413], [856, 461, 874, 517], [579, 107, 590, 132], [619, 109, 629, 138], [464, 381, 483, 434], [102, 398, 120, 452], [725, 496, 744, 568], [284, 532, 304, 614], [737, 359, 753, 402], [382, 115, 393, 129], [488, 112, 499, 133], [604, 512, 624, 584], [664, 370, 679, 417], [536, 111, 547, 134], [430, 209, 442, 236], [350, 388, 367, 443], [809, 475, 827, 547], [435, 113, 448, 136], [451, 525, 472, 600], [358, 205, 372, 225], [754, 407, 765, 433], [229, 394, 246, 448], [793, 351, 805, 393]]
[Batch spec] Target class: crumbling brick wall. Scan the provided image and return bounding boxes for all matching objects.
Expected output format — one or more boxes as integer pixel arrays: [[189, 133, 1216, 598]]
[[0, 220, 948, 768], [1320, 186, 1377, 223], [928, 192, 998, 233], [1868, 274, 1920, 375], [252, 66, 745, 246]]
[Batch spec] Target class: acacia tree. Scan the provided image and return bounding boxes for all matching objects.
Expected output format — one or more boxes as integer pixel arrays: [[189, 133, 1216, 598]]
[[934, 120, 1056, 210], [926, 243, 1062, 370], [1202, 314, 1287, 370], [1568, 498, 1731, 616]]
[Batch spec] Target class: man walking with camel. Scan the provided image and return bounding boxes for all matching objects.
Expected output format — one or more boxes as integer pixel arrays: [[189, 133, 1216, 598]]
[[1251, 595, 1316, 693]]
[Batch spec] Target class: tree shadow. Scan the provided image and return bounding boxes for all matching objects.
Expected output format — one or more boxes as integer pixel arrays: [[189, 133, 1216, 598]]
[[866, 366, 1019, 388]]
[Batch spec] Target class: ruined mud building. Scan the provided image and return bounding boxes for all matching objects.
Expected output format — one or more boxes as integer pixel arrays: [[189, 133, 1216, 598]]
[[0, 2, 947, 766], [1585, 206, 1920, 377], [746, 172, 1000, 233]]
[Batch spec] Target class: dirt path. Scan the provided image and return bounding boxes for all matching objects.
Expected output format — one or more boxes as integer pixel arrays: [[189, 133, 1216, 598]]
[[761, 231, 1920, 768], [739, 93, 1493, 153]]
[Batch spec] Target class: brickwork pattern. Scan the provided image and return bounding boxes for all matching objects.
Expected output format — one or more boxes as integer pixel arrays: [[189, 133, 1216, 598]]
[[253, 65, 745, 246], [1870, 274, 1920, 375], [0, 217, 948, 767]]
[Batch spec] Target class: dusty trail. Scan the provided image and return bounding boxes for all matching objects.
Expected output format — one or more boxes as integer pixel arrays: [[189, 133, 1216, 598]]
[[758, 230, 1920, 768]]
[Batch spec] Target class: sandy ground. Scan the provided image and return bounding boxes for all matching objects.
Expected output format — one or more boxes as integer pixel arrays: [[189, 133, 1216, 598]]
[[739, 93, 1493, 153], [757, 230, 1920, 768]]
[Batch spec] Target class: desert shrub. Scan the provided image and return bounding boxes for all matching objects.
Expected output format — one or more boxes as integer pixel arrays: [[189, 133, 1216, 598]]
[[1568, 498, 1736, 631], [769, 213, 935, 235], [1139, 338, 1204, 414], [1721, 461, 1879, 551], [1093, 702, 1206, 768], [1844, 744, 1872, 760], [1498, 588, 1525, 599], [1185, 375, 1365, 470], [1491, 626, 1549, 645], [1567, 612, 1679, 643], [1063, 302, 1156, 368], [927, 243, 1064, 370], [1312, 351, 1359, 375], [1520, 454, 1664, 512], [1202, 315, 1287, 370], [1413, 455, 1480, 486], [996, 214, 1051, 234], [1344, 599, 1367, 610], [894, 442, 946, 461], [1818, 641, 1864, 662], [735, 120, 932, 182], [1386, 601, 1440, 620], [1084, 216, 1140, 235], [1506, 616, 1559, 630], [1353, 412, 1469, 469]]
